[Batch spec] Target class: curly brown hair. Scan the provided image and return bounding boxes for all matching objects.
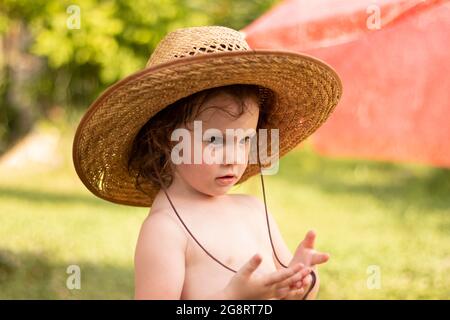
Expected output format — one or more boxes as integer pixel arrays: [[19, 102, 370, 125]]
[[127, 84, 275, 194]]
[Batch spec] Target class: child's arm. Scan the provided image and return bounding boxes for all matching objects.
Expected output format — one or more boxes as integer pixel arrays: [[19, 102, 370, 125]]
[[134, 212, 187, 299]]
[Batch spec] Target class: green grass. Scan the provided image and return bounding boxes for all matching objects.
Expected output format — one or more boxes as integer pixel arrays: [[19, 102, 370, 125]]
[[0, 120, 449, 299]]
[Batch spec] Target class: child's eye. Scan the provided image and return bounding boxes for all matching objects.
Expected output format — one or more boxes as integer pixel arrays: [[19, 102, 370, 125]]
[[239, 136, 251, 144], [205, 136, 223, 145]]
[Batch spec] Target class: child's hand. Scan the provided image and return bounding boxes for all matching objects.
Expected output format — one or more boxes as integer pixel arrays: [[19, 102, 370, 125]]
[[285, 230, 330, 299], [224, 254, 312, 300], [291, 230, 330, 267]]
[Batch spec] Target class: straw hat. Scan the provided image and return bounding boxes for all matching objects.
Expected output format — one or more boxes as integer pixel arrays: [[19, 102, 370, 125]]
[[72, 25, 342, 207]]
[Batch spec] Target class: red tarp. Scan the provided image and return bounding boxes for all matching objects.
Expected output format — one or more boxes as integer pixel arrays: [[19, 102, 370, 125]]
[[242, 0, 450, 168]]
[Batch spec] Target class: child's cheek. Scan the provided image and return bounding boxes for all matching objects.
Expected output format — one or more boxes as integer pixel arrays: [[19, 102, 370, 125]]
[[190, 162, 219, 180]]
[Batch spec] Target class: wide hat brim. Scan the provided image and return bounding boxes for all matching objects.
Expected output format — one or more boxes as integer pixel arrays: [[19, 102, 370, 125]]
[[72, 49, 342, 207]]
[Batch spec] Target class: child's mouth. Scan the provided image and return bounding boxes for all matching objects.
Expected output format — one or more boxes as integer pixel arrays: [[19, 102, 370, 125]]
[[215, 175, 237, 186]]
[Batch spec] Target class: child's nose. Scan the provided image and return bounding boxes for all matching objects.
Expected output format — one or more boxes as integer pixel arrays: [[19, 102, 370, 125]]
[[223, 140, 247, 164]]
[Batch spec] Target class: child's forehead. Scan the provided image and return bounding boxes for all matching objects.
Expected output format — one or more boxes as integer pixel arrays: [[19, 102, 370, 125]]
[[196, 92, 259, 122]]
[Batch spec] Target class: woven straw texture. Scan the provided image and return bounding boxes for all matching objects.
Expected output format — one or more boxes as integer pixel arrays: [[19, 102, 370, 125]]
[[72, 26, 343, 207]]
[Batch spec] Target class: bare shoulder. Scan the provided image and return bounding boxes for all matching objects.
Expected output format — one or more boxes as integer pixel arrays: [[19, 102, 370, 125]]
[[137, 208, 188, 252], [134, 209, 188, 299], [135, 210, 188, 267]]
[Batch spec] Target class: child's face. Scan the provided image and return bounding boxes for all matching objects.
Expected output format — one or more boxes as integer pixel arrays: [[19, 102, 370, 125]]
[[172, 92, 259, 197]]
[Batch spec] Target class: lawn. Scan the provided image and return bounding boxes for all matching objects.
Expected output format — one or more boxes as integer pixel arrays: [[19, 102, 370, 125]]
[[0, 120, 449, 299]]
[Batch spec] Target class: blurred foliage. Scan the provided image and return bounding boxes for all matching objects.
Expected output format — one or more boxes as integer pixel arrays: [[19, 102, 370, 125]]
[[0, 0, 279, 153]]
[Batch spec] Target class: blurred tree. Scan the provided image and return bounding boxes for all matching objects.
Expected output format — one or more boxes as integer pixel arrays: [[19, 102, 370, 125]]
[[0, 0, 279, 154]]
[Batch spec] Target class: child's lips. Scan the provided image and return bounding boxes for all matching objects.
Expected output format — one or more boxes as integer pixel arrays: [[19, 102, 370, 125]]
[[215, 175, 237, 186]]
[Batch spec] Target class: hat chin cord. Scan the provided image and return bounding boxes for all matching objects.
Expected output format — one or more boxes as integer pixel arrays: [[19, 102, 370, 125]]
[[152, 154, 316, 299]]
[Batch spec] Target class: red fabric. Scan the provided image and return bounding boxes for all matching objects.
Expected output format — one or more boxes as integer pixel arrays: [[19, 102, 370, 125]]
[[243, 0, 450, 168]]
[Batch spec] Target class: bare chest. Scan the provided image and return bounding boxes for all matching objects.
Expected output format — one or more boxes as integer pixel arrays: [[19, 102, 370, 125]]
[[178, 206, 277, 299]]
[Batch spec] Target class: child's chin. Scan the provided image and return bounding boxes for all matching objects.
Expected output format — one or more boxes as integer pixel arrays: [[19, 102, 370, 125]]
[[209, 185, 234, 196]]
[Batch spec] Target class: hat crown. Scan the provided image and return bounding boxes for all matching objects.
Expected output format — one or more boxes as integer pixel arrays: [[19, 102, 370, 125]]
[[146, 26, 250, 68]]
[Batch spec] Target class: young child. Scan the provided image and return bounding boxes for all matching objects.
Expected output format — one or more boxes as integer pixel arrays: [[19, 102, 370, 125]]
[[72, 26, 342, 300]]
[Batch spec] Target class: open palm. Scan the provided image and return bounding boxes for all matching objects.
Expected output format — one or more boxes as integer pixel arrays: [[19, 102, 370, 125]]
[[291, 230, 330, 268], [284, 230, 330, 299]]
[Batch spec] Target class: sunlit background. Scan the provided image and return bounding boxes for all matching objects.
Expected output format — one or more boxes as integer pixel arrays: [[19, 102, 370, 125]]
[[1, 0, 449, 299]]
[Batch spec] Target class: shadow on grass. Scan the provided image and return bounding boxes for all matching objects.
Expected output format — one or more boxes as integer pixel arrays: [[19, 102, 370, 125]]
[[0, 186, 109, 208], [275, 148, 450, 212], [0, 248, 133, 299]]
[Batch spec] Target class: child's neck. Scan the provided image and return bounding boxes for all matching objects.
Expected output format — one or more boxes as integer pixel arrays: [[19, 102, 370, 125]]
[[164, 175, 224, 204]]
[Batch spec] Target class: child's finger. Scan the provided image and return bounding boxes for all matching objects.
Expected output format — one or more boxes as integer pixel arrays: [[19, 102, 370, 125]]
[[298, 266, 312, 280], [275, 286, 291, 299], [238, 254, 263, 278], [276, 269, 305, 289], [301, 274, 314, 290], [291, 267, 312, 289], [284, 286, 305, 299], [311, 252, 330, 265], [301, 230, 316, 249], [263, 263, 304, 286]]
